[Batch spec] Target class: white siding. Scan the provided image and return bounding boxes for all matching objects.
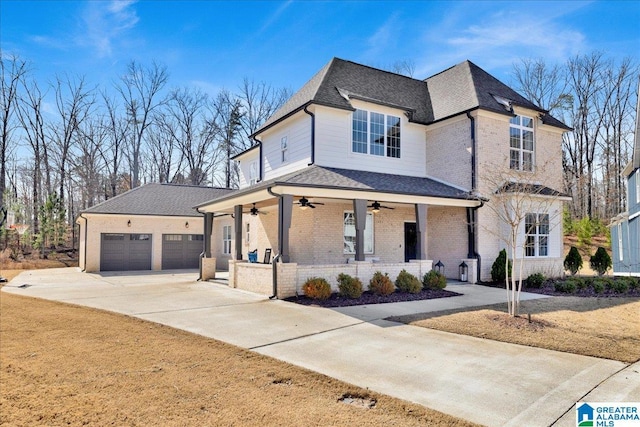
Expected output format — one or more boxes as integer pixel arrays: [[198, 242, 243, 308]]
[[238, 151, 259, 189], [314, 101, 426, 177], [261, 112, 311, 181]]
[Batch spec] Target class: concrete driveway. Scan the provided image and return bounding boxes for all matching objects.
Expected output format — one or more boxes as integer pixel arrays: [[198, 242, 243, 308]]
[[2, 268, 637, 427]]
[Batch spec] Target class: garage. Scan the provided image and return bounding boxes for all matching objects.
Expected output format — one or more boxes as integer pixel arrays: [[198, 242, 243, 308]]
[[162, 234, 203, 269], [100, 233, 152, 271]]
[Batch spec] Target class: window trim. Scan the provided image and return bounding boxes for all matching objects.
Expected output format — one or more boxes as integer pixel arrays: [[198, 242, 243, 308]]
[[343, 211, 374, 255], [249, 161, 258, 185], [524, 213, 549, 258], [509, 114, 535, 172], [351, 109, 401, 159], [281, 136, 288, 163], [618, 223, 624, 261], [222, 225, 232, 255], [636, 171, 640, 204]]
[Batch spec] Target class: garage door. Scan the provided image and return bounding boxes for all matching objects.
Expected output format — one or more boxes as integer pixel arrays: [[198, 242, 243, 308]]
[[100, 233, 152, 271], [162, 234, 203, 269]]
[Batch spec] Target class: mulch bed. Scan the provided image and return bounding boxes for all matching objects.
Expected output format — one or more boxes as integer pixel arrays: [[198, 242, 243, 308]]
[[284, 288, 461, 308], [479, 280, 640, 298]]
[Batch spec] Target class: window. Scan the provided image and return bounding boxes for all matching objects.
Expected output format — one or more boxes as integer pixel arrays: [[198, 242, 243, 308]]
[[525, 213, 549, 257], [618, 223, 624, 261], [222, 225, 232, 255], [249, 161, 258, 185], [281, 136, 288, 163], [343, 211, 374, 254], [636, 172, 640, 204], [246, 223, 250, 244], [164, 234, 182, 241], [510, 115, 534, 171], [130, 234, 150, 241], [352, 109, 401, 158], [189, 235, 203, 241]]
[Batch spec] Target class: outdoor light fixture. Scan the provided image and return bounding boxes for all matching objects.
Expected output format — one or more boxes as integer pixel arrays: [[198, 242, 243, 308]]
[[185, 221, 189, 228], [435, 260, 444, 275], [371, 202, 380, 214], [459, 261, 468, 282], [127, 220, 131, 227]]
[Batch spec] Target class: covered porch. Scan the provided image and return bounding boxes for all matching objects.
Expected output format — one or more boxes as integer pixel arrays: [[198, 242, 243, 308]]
[[196, 166, 482, 298]]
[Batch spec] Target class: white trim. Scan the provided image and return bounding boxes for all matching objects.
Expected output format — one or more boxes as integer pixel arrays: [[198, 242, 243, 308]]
[[630, 211, 640, 220]]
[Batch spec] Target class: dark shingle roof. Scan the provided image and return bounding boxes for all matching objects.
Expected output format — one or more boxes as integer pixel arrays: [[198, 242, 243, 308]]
[[82, 183, 233, 217], [253, 57, 569, 136], [197, 165, 474, 208]]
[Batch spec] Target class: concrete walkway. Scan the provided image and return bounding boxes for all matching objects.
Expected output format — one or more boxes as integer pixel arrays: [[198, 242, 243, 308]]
[[3, 268, 637, 427]]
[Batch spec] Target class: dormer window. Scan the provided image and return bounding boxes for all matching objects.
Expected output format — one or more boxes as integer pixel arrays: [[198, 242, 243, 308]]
[[509, 115, 534, 172], [352, 109, 401, 158]]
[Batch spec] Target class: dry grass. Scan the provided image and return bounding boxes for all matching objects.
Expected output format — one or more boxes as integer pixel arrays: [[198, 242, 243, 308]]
[[392, 297, 640, 363], [0, 291, 478, 427]]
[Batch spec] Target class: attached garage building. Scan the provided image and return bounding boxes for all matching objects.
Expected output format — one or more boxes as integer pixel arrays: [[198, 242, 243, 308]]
[[77, 183, 232, 272]]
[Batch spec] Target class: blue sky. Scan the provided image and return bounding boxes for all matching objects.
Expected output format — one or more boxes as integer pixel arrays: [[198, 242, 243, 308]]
[[1, 0, 639, 96]]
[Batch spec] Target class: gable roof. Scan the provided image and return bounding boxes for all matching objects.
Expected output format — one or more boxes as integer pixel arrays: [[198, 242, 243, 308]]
[[82, 183, 232, 217], [253, 57, 569, 137]]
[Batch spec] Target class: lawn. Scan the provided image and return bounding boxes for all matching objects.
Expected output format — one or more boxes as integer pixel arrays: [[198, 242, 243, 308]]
[[390, 296, 640, 363], [0, 289, 478, 427]]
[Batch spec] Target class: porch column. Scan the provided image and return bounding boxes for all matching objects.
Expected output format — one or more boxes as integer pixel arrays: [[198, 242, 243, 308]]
[[415, 204, 427, 260], [200, 212, 216, 280], [234, 205, 243, 260], [353, 199, 367, 261], [278, 194, 293, 263], [203, 212, 213, 257]]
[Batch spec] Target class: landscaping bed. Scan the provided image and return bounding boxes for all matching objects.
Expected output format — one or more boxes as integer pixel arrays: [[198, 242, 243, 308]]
[[480, 275, 640, 298], [285, 288, 461, 308]]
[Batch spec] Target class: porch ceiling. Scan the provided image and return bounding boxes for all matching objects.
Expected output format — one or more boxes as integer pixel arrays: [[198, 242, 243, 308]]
[[195, 166, 481, 214]]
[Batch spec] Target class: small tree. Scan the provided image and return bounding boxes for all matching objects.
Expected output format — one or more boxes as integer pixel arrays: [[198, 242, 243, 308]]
[[590, 247, 612, 276], [564, 246, 583, 275], [491, 249, 512, 283]]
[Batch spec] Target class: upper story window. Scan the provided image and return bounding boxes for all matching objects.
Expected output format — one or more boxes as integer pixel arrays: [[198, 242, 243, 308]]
[[525, 213, 548, 257], [249, 161, 258, 185], [352, 109, 401, 158], [636, 171, 640, 204], [281, 136, 288, 163], [510, 115, 534, 172]]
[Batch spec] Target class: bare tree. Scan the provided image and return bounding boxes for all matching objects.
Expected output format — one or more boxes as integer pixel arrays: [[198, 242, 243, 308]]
[[50, 74, 95, 208], [512, 58, 571, 114], [72, 117, 107, 209], [16, 78, 47, 241], [116, 61, 168, 188], [237, 78, 291, 146], [1, 53, 28, 217], [98, 94, 128, 198]]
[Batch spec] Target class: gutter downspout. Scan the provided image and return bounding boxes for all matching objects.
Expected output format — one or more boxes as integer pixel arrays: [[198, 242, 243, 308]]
[[304, 105, 315, 166], [253, 136, 263, 182], [79, 214, 88, 272], [467, 111, 482, 281], [267, 186, 281, 299]]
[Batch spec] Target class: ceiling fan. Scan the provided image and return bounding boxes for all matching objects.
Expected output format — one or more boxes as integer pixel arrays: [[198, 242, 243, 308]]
[[368, 201, 394, 213], [296, 197, 324, 210], [244, 203, 267, 216]]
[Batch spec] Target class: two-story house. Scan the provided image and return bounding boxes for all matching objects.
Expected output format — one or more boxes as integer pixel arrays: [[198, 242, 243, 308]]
[[196, 58, 570, 297], [610, 83, 640, 276]]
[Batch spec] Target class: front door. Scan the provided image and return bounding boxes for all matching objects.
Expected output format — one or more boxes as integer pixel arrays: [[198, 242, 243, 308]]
[[404, 222, 417, 262]]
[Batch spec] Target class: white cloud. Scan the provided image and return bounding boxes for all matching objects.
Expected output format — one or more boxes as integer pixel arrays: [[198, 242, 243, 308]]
[[257, 0, 293, 35], [79, 0, 140, 57], [362, 14, 402, 61]]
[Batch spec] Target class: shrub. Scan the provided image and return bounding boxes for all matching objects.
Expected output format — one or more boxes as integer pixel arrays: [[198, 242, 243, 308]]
[[302, 277, 331, 300], [566, 277, 585, 291], [608, 279, 629, 294], [591, 279, 605, 294], [554, 280, 576, 293], [422, 270, 447, 290], [337, 273, 363, 299], [395, 269, 422, 294], [626, 277, 640, 290], [564, 246, 583, 276], [590, 247, 612, 276], [491, 249, 512, 283], [525, 273, 546, 289], [369, 271, 395, 296]]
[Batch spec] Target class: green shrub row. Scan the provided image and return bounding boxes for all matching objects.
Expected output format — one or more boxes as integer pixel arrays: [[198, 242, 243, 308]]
[[302, 269, 448, 300], [554, 276, 639, 294]]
